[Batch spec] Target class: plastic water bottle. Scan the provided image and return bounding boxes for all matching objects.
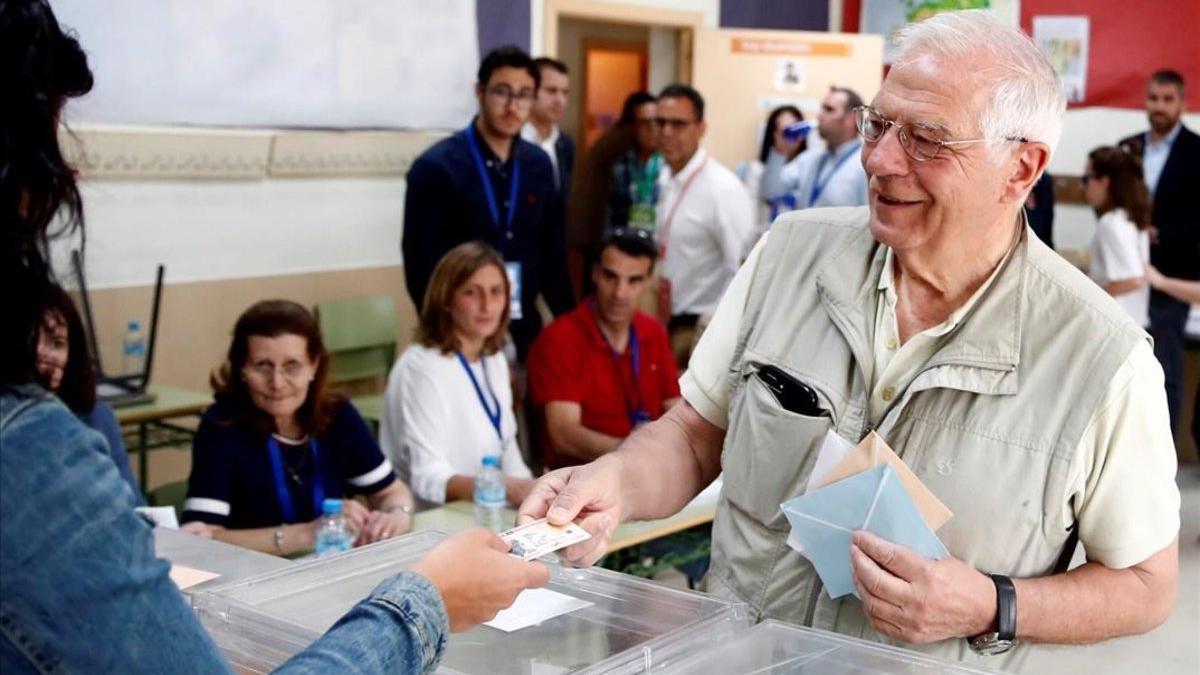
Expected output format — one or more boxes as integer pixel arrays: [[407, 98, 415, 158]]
[[122, 320, 146, 375], [782, 120, 813, 141], [473, 455, 506, 532], [315, 499, 353, 557]]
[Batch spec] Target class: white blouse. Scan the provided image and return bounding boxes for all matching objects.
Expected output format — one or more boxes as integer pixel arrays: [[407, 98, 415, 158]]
[[379, 344, 531, 504], [1089, 208, 1150, 328]]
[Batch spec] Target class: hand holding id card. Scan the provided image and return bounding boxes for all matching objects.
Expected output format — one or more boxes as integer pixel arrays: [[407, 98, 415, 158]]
[[500, 518, 591, 561]]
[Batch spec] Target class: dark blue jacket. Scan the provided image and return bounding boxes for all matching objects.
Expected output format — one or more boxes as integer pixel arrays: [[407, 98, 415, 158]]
[[402, 126, 575, 357], [1119, 125, 1200, 281]]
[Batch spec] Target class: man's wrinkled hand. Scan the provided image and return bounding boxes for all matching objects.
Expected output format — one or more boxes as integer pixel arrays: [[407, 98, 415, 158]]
[[850, 530, 996, 644]]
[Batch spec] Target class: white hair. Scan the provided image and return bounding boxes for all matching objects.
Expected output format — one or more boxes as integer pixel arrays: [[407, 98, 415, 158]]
[[892, 10, 1066, 158]]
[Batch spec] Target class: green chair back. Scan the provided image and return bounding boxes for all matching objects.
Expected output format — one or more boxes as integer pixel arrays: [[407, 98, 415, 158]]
[[148, 479, 189, 519], [315, 295, 398, 385]]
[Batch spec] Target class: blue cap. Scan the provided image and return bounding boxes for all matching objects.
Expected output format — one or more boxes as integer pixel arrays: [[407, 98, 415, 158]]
[[322, 499, 343, 515], [128, 320, 141, 331], [481, 455, 501, 467]]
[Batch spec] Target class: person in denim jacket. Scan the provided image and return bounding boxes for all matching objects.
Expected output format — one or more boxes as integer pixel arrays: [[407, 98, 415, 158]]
[[0, 3, 547, 672]]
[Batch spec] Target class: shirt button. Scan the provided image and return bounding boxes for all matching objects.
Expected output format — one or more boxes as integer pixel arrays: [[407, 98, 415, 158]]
[[881, 386, 896, 402], [506, 231, 514, 240], [885, 336, 898, 350]]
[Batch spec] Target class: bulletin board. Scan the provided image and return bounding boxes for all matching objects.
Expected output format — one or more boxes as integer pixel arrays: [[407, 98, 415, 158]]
[[842, 0, 1200, 110], [691, 29, 884, 170]]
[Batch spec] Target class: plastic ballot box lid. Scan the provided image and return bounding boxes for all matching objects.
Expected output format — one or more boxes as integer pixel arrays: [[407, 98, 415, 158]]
[[191, 530, 750, 674], [645, 620, 1004, 675]]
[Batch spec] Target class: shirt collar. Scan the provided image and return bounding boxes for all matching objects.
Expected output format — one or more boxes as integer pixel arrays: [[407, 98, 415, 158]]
[[1147, 122, 1182, 148], [877, 220, 1021, 338], [521, 122, 559, 146], [664, 147, 708, 184], [827, 138, 861, 157]]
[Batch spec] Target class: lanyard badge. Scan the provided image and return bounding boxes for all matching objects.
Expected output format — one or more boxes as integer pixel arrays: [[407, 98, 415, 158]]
[[266, 436, 324, 524], [456, 351, 503, 442]]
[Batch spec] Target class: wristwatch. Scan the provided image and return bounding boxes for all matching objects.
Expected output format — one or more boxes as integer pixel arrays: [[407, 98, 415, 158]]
[[968, 574, 1016, 655]]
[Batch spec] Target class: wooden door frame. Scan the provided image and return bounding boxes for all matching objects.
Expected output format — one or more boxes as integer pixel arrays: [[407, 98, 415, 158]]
[[579, 38, 648, 150], [544, 0, 701, 83]]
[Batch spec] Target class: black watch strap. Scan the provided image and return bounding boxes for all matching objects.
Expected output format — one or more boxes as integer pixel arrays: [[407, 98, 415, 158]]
[[991, 574, 1016, 641]]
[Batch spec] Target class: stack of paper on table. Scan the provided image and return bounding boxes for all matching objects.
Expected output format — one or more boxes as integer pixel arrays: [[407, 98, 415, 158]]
[[781, 431, 952, 599]]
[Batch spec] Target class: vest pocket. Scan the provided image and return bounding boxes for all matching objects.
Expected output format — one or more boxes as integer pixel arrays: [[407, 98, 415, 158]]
[[721, 370, 833, 531]]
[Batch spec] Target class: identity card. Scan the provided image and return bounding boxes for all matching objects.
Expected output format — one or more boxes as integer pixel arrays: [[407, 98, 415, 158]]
[[500, 518, 591, 561]]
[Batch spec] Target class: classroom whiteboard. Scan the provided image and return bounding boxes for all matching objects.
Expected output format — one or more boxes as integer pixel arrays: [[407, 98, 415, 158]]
[[52, 0, 479, 129]]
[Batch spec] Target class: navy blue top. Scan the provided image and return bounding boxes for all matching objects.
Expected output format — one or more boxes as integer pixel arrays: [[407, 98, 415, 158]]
[[401, 124, 575, 357], [182, 398, 395, 528], [77, 401, 143, 505]]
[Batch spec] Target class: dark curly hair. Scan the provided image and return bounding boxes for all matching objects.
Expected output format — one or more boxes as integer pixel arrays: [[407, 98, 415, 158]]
[[38, 283, 97, 412], [2, 0, 93, 387]]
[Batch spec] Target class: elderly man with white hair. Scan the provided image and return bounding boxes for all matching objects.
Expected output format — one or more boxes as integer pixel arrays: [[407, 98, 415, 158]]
[[517, 9, 1180, 668]]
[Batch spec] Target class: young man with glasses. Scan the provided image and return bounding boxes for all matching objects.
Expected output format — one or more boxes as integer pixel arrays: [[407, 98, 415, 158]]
[[763, 87, 869, 212], [403, 46, 575, 359], [522, 57, 575, 199], [653, 83, 756, 369], [520, 11, 1178, 668], [1118, 70, 1200, 438], [527, 229, 680, 470]]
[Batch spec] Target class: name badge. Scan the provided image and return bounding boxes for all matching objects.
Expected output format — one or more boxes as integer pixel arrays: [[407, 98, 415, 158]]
[[627, 204, 656, 228], [506, 261, 523, 321]]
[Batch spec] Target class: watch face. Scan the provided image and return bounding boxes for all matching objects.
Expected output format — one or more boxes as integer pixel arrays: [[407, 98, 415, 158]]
[[969, 634, 1015, 656]]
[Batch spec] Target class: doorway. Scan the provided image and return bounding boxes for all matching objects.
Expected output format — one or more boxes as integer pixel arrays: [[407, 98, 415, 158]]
[[581, 39, 646, 149]]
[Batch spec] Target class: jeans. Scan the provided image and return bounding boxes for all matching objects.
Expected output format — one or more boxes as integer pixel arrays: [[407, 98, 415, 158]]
[[1, 385, 447, 674]]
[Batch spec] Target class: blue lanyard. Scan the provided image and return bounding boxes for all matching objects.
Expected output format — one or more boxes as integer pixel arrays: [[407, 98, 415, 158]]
[[808, 141, 861, 206], [266, 436, 324, 524], [456, 351, 503, 441], [465, 122, 521, 248], [590, 304, 649, 428]]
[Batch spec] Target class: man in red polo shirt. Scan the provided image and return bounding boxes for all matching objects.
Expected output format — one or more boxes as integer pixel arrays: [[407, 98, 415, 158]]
[[528, 229, 680, 470]]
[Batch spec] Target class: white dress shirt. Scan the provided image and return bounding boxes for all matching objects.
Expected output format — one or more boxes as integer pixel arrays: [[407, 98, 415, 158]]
[[521, 122, 561, 187], [1141, 123, 1181, 196], [380, 343, 531, 505], [656, 147, 756, 316]]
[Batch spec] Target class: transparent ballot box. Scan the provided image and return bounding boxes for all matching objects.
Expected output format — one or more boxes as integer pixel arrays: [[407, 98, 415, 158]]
[[155, 527, 292, 595], [191, 531, 750, 674], [640, 620, 1001, 674]]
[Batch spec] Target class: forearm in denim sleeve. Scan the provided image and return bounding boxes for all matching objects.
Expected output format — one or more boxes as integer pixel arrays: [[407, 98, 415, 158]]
[[274, 572, 448, 675]]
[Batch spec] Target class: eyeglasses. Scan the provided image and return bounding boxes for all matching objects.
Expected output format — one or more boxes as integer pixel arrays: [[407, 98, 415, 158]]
[[633, 117, 659, 129], [485, 85, 535, 108], [853, 106, 1028, 162], [243, 361, 311, 383], [653, 117, 695, 131]]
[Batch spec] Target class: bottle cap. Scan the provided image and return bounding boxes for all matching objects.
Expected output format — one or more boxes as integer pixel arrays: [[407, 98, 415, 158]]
[[321, 498, 343, 515], [481, 455, 501, 467], [128, 320, 141, 331]]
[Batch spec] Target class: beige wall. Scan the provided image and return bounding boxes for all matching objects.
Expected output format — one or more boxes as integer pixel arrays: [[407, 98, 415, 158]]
[[85, 265, 419, 394]]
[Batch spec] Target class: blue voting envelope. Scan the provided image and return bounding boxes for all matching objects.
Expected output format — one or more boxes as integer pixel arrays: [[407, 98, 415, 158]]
[[780, 463, 949, 599]]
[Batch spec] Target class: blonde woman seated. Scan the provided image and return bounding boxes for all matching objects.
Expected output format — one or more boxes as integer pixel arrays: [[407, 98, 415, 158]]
[[381, 242, 535, 507]]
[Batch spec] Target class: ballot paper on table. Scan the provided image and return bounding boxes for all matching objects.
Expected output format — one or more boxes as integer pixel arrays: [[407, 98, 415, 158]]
[[781, 463, 948, 599], [483, 587, 593, 632]]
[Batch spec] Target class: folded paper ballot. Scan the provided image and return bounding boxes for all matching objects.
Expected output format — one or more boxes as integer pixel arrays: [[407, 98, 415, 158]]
[[814, 431, 953, 531], [781, 463, 949, 599]]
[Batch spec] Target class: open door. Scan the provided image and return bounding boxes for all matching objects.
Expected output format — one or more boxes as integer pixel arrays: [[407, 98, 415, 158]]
[[581, 40, 647, 150]]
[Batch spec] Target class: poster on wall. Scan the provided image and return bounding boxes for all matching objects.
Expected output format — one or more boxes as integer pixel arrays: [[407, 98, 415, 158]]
[[773, 58, 807, 92], [861, 0, 1021, 61], [1032, 16, 1089, 103]]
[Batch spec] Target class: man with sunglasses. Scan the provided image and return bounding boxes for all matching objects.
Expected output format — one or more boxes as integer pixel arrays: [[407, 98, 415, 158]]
[[403, 46, 574, 359], [520, 11, 1178, 669], [528, 229, 680, 471], [653, 83, 756, 369]]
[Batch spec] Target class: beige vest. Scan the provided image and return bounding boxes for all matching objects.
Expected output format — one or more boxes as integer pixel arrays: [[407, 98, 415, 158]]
[[704, 207, 1145, 669]]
